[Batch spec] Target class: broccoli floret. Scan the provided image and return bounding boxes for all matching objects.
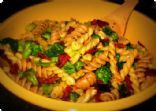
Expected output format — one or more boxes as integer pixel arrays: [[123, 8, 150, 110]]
[[75, 61, 84, 71], [45, 42, 64, 57], [31, 43, 42, 56], [63, 62, 76, 74], [19, 68, 38, 86], [95, 63, 112, 84]]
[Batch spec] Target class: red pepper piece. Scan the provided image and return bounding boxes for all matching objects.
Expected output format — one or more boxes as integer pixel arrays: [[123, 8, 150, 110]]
[[38, 53, 50, 60], [138, 41, 146, 48], [38, 75, 60, 84], [67, 26, 75, 34], [62, 85, 72, 101], [91, 19, 109, 28], [115, 43, 125, 48], [125, 75, 133, 92], [56, 53, 70, 68], [85, 47, 97, 55]]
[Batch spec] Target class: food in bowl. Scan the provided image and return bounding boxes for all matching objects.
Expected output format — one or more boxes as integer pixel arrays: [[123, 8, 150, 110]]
[[0, 19, 156, 103]]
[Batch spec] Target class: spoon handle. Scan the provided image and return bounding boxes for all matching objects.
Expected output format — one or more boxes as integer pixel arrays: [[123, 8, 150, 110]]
[[105, 0, 139, 36]]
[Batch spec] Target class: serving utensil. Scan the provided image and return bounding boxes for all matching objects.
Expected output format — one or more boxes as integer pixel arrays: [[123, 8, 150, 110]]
[[105, 0, 139, 36]]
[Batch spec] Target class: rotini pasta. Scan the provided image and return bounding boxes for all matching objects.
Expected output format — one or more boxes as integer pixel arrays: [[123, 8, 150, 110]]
[[0, 19, 155, 103]]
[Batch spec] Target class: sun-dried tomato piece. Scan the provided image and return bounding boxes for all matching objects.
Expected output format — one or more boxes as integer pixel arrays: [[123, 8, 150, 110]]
[[38, 53, 50, 60], [125, 75, 133, 92], [67, 26, 75, 34], [62, 85, 72, 101], [38, 75, 60, 84], [95, 91, 102, 102], [85, 47, 97, 55], [115, 43, 125, 48], [91, 19, 109, 28], [96, 80, 103, 84], [56, 53, 70, 68]]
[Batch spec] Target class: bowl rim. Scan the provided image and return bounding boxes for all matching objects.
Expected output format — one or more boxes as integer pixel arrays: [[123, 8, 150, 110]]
[[0, 1, 156, 111]]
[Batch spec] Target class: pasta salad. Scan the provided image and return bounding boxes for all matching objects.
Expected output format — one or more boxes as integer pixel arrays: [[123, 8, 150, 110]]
[[0, 19, 156, 103]]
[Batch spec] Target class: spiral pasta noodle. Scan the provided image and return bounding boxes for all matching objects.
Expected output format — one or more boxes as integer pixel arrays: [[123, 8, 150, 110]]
[[64, 24, 88, 46], [77, 87, 97, 103], [99, 89, 119, 102], [84, 50, 109, 71], [120, 49, 138, 80], [129, 68, 140, 93], [0, 18, 155, 103], [108, 42, 122, 89], [50, 82, 67, 99]]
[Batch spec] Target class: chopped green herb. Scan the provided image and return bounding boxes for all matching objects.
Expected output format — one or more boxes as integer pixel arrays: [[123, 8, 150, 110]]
[[75, 61, 84, 71], [42, 32, 51, 40], [92, 33, 101, 39], [42, 84, 56, 95], [63, 62, 76, 74], [110, 32, 118, 41], [35, 60, 51, 67], [116, 53, 120, 62], [102, 26, 112, 35], [126, 43, 134, 50], [45, 43, 64, 57], [102, 26, 118, 41], [117, 61, 126, 70], [70, 92, 79, 102], [42, 28, 52, 40], [95, 50, 104, 57], [103, 41, 109, 46], [51, 57, 58, 63], [95, 63, 112, 84]]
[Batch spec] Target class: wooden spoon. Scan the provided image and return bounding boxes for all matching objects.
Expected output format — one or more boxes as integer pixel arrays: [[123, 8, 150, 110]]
[[104, 0, 139, 36]]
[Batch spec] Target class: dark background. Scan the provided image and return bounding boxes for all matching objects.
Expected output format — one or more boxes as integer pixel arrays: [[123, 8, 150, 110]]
[[0, 0, 156, 111]]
